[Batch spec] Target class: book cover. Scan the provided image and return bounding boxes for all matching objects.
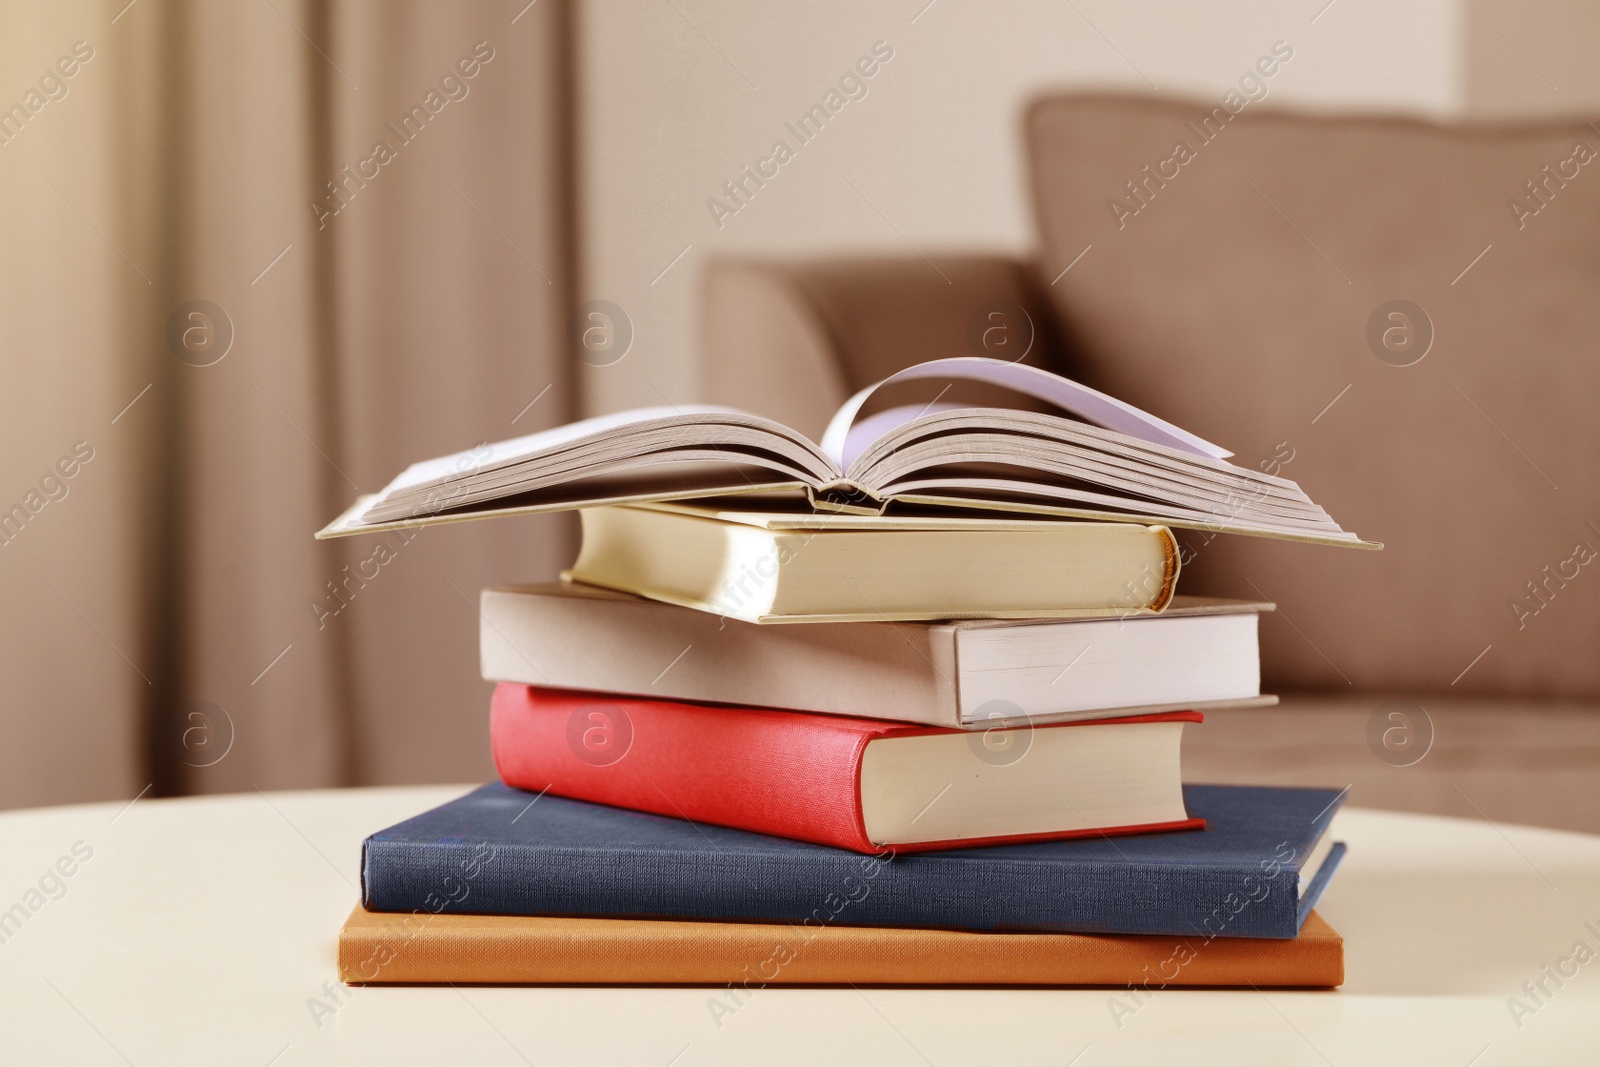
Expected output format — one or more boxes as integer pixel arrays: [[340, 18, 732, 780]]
[[360, 782, 1347, 938], [338, 905, 1344, 987], [491, 684, 1205, 853], [480, 582, 1275, 728]]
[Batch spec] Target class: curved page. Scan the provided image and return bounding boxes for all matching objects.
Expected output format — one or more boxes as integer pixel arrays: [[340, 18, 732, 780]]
[[820, 357, 1232, 469]]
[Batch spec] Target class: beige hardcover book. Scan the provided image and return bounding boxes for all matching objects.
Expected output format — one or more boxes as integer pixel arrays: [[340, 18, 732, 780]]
[[481, 581, 1276, 729], [316, 356, 1377, 549], [562, 503, 1183, 623]]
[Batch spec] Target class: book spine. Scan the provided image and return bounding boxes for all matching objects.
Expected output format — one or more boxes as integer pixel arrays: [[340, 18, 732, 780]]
[[927, 624, 960, 726], [491, 685, 879, 852], [361, 832, 1306, 938], [806, 480, 886, 515], [1150, 525, 1179, 611], [479, 588, 952, 727]]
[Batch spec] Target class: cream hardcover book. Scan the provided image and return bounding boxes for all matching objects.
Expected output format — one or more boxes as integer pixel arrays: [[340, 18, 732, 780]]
[[563, 502, 1183, 622]]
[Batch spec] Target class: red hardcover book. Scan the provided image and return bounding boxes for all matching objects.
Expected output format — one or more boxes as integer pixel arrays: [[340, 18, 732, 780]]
[[491, 685, 1204, 854]]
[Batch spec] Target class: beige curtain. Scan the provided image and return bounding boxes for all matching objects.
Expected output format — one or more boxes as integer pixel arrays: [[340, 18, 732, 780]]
[[0, 0, 574, 809]]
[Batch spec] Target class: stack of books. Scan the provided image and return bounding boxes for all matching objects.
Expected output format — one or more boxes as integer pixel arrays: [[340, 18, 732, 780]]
[[322, 357, 1372, 989]]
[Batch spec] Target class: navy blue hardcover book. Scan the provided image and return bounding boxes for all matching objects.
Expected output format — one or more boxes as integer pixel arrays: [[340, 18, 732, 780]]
[[361, 783, 1346, 939]]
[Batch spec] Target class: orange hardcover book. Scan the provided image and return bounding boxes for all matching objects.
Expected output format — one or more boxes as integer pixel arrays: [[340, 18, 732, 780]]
[[339, 907, 1343, 988]]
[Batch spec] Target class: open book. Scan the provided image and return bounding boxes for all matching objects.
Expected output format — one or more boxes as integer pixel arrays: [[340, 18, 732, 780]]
[[318, 357, 1375, 547]]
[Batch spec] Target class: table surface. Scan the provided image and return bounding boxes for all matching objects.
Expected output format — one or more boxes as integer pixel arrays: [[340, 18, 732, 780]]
[[1, 786, 1597, 1066]]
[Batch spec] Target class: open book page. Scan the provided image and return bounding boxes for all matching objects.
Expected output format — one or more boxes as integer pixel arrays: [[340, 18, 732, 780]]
[[380, 406, 718, 493], [320, 480, 815, 539], [351, 406, 839, 527], [838, 420, 1349, 539], [890, 489, 1377, 547], [811, 363, 1359, 543], [821, 357, 1232, 469], [854, 413, 1314, 511]]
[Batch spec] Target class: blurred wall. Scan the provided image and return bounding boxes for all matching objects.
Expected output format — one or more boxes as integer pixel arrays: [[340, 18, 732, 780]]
[[574, 0, 1466, 416], [1464, 0, 1600, 116]]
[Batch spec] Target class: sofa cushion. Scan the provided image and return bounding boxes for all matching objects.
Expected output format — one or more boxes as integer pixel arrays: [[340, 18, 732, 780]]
[[1186, 692, 1600, 834], [1027, 94, 1600, 698]]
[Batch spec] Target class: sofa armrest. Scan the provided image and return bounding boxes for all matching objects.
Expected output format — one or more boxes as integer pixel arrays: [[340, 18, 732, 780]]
[[700, 254, 1064, 443]]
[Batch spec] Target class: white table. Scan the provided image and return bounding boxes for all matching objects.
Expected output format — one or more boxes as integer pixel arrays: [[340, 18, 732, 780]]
[[1, 786, 1596, 1065]]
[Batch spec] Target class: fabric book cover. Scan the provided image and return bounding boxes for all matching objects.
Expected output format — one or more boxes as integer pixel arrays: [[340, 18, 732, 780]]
[[360, 782, 1346, 939]]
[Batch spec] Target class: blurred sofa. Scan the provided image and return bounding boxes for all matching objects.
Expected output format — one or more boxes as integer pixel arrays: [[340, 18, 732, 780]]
[[700, 93, 1600, 833]]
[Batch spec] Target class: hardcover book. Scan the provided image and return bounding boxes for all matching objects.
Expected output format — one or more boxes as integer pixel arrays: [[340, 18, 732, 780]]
[[562, 503, 1181, 621], [360, 782, 1347, 938], [317, 356, 1375, 547], [338, 906, 1344, 987], [481, 582, 1273, 726], [491, 684, 1204, 852]]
